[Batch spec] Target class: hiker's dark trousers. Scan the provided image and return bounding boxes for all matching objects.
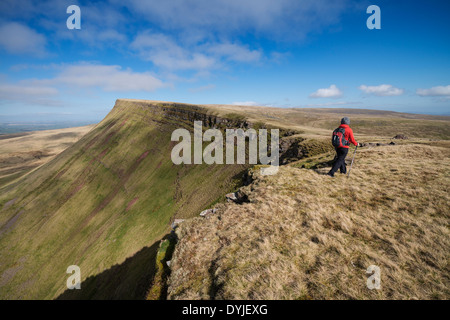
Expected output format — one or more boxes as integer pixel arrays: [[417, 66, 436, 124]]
[[329, 147, 349, 175]]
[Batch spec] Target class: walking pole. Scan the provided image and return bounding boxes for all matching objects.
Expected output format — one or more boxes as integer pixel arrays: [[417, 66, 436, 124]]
[[347, 145, 358, 178]]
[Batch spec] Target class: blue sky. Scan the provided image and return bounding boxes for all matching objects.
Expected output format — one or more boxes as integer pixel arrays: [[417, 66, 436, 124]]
[[0, 0, 449, 123]]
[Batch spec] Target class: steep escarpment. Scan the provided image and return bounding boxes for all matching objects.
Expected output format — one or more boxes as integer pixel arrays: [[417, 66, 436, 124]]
[[1, 99, 274, 299], [5, 98, 444, 300]]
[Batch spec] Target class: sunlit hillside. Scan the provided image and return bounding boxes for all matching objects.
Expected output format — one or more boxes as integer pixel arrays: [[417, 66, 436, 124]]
[[0, 99, 449, 300], [168, 144, 450, 299]]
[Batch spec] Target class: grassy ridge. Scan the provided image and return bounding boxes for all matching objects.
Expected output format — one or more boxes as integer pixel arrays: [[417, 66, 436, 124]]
[[168, 144, 450, 299]]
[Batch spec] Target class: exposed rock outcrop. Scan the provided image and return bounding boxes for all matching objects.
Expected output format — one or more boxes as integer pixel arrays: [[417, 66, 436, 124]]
[[200, 208, 217, 217], [226, 191, 249, 204]]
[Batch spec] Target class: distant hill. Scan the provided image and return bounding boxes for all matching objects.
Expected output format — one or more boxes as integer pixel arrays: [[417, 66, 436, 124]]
[[0, 125, 93, 188], [0, 121, 96, 135]]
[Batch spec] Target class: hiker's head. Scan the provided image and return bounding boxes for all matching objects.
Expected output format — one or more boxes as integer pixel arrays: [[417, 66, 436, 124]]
[[341, 117, 350, 125]]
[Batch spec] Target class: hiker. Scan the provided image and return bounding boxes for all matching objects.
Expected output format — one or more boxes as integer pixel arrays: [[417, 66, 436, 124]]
[[327, 117, 360, 177]]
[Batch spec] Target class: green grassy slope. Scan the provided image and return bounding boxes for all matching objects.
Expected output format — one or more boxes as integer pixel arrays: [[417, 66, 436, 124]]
[[0, 99, 248, 299]]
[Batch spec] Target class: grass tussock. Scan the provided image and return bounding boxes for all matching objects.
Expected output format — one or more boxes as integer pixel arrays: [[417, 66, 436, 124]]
[[168, 144, 450, 300], [146, 237, 176, 300]]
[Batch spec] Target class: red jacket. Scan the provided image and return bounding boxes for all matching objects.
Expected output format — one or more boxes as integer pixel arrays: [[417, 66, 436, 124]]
[[336, 124, 357, 148]]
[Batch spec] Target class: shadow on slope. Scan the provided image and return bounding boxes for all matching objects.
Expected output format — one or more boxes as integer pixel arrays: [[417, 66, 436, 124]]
[[57, 240, 160, 300]]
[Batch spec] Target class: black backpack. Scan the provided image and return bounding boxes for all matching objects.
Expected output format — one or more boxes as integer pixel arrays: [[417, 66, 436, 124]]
[[332, 127, 349, 148]]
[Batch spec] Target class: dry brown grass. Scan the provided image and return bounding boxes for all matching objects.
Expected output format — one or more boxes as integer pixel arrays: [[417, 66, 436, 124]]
[[168, 144, 450, 300], [0, 125, 93, 187]]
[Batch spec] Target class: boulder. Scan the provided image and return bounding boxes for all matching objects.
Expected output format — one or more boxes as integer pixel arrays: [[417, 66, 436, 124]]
[[225, 192, 238, 202], [200, 208, 217, 217], [171, 219, 185, 229], [225, 191, 250, 204]]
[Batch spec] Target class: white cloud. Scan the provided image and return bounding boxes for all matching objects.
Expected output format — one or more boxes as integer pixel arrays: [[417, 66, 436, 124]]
[[131, 31, 267, 74], [0, 82, 61, 106], [79, 29, 127, 46], [358, 84, 404, 96], [0, 85, 58, 97], [131, 32, 216, 70], [0, 0, 38, 20], [0, 63, 166, 107], [309, 85, 343, 99], [416, 85, 450, 97], [1, 1, 128, 49], [40, 64, 165, 92], [121, 0, 350, 41], [0, 22, 47, 56], [131, 32, 264, 72], [207, 43, 262, 62]]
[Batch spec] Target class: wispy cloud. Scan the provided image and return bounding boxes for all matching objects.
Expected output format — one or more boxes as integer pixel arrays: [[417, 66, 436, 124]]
[[131, 32, 216, 71], [231, 101, 260, 106], [1, 0, 129, 49], [0, 84, 57, 97], [0, 22, 47, 57], [416, 85, 450, 97], [0, 82, 61, 106], [39, 63, 166, 92], [207, 43, 262, 63], [122, 0, 350, 41], [130, 31, 264, 73], [309, 85, 343, 99], [0, 63, 166, 107], [358, 84, 404, 96]]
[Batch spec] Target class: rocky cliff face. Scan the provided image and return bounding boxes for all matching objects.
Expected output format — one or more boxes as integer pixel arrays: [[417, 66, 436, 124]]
[[119, 99, 308, 164], [115, 100, 254, 130]]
